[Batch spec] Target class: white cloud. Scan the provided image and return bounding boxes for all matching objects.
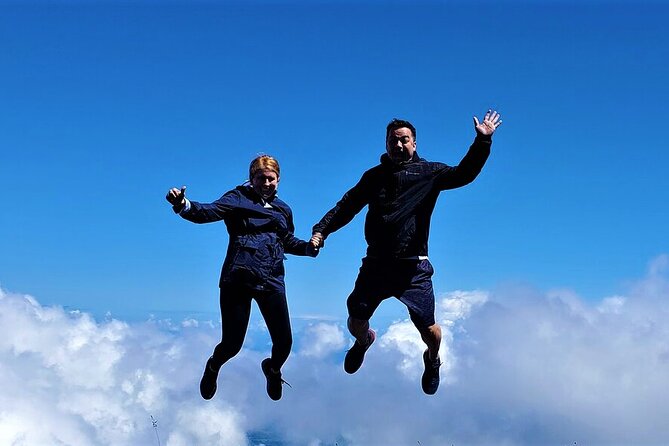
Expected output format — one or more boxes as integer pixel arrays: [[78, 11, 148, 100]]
[[597, 295, 626, 314], [297, 322, 345, 358], [166, 404, 247, 446], [437, 289, 489, 326], [2, 254, 669, 445], [0, 289, 244, 446], [378, 319, 425, 378], [181, 318, 199, 328], [379, 289, 487, 381]]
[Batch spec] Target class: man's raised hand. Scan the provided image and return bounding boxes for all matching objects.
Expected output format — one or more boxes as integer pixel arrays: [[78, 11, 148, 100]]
[[473, 110, 502, 136]]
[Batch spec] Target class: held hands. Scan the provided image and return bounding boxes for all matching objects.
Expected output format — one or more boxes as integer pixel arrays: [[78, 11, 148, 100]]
[[310, 232, 324, 249], [473, 110, 502, 136], [166, 186, 187, 211], [305, 232, 324, 257]]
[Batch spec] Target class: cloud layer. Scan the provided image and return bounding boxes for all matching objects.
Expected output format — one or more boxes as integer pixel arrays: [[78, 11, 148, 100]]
[[2, 255, 669, 445]]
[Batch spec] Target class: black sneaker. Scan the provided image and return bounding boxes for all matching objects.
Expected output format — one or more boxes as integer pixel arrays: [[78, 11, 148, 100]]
[[344, 329, 376, 374], [261, 358, 291, 401], [200, 356, 219, 400], [421, 349, 441, 395]]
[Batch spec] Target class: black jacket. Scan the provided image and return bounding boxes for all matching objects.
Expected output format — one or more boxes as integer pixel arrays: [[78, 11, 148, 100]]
[[178, 185, 313, 291], [313, 135, 492, 258]]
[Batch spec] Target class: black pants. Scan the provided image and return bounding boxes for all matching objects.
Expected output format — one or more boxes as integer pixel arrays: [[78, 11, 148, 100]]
[[210, 282, 292, 371]]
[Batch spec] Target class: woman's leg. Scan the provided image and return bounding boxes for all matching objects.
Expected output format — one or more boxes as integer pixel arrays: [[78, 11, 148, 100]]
[[256, 289, 292, 371], [211, 283, 253, 369]]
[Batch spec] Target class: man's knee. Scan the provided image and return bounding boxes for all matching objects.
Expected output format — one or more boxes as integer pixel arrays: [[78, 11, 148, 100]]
[[348, 316, 368, 329]]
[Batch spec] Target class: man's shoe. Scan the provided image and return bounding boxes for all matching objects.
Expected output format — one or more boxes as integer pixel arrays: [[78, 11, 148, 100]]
[[421, 349, 441, 395], [200, 356, 219, 400], [261, 358, 290, 401], [344, 329, 376, 374]]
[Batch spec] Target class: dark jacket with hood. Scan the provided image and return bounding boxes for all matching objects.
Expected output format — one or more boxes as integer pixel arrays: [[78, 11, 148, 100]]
[[312, 134, 492, 259], [177, 185, 314, 291]]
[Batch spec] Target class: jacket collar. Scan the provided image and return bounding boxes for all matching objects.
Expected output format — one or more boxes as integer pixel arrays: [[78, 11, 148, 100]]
[[380, 151, 422, 170], [237, 184, 278, 204]]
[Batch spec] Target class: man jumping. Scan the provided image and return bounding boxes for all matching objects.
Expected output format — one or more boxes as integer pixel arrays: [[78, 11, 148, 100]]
[[310, 110, 501, 394]]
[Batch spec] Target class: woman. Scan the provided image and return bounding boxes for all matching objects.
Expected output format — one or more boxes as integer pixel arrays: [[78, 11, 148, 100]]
[[166, 155, 318, 401]]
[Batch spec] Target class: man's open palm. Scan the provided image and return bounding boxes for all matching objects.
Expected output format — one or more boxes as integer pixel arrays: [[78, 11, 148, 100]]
[[474, 110, 502, 136]]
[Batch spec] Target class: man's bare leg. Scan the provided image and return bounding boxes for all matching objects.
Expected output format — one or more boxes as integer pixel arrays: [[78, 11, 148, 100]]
[[344, 316, 376, 374], [418, 323, 442, 360], [418, 323, 442, 394], [348, 316, 371, 344]]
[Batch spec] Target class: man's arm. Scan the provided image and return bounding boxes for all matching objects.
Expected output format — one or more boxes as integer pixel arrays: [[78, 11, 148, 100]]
[[311, 171, 373, 247], [435, 110, 502, 190]]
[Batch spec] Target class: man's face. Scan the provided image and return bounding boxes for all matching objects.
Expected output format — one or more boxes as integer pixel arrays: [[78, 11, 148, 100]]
[[386, 127, 416, 163], [251, 168, 279, 198]]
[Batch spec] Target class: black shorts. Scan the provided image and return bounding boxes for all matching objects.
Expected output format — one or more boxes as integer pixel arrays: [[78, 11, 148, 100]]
[[346, 257, 436, 329]]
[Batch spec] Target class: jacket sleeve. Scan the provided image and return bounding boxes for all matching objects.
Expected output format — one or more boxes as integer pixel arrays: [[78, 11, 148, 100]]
[[434, 134, 492, 190], [312, 170, 373, 239], [279, 205, 314, 257], [179, 190, 239, 224]]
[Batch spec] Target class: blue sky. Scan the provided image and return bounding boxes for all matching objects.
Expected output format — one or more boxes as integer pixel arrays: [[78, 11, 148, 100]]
[[2, 0, 667, 322], [1, 2, 669, 444]]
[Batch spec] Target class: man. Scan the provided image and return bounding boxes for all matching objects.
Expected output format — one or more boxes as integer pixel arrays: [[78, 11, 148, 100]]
[[310, 110, 501, 394]]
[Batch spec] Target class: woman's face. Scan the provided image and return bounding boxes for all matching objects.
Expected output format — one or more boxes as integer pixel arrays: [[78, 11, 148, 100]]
[[251, 168, 279, 198]]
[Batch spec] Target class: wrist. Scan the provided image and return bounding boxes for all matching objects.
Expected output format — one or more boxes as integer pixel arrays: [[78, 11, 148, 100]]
[[475, 133, 492, 142], [172, 199, 187, 213]]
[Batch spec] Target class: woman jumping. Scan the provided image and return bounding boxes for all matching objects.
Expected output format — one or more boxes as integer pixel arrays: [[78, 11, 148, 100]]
[[166, 155, 318, 401]]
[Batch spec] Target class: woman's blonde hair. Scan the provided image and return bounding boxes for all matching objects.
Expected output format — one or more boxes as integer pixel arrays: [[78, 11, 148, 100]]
[[249, 155, 280, 181]]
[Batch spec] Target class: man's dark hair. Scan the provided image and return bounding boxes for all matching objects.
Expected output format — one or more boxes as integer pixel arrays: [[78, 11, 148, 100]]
[[386, 118, 417, 140]]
